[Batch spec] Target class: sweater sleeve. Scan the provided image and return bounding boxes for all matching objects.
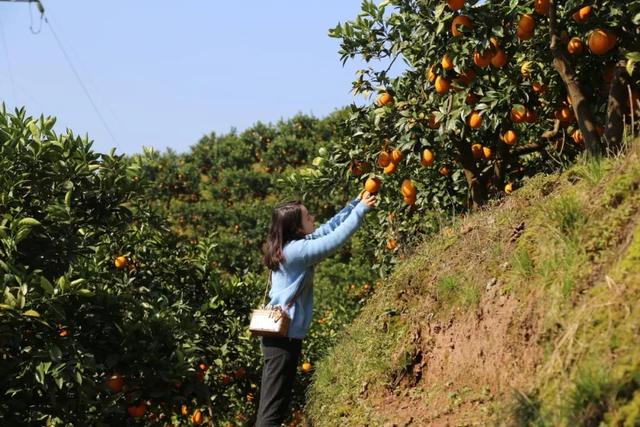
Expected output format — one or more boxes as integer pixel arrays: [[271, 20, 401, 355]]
[[288, 201, 370, 267], [306, 197, 360, 239]]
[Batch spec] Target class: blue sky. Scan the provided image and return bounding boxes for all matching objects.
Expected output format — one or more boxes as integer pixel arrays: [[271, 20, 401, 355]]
[[0, 1, 374, 155]]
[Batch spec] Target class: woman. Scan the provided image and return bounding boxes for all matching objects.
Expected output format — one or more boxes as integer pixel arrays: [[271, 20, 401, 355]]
[[256, 191, 376, 426]]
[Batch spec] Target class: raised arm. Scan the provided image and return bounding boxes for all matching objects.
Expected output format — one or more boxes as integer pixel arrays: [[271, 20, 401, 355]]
[[287, 201, 370, 267], [306, 197, 360, 239]]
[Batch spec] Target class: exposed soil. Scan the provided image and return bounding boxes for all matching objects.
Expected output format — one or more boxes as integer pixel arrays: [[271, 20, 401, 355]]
[[366, 279, 545, 427]]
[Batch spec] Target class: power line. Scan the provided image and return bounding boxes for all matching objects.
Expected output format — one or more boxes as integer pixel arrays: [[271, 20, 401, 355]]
[[0, 0, 122, 151], [42, 14, 121, 149]]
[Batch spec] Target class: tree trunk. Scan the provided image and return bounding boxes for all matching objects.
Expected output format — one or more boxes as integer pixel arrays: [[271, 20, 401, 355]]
[[549, 1, 601, 157], [604, 60, 628, 155], [455, 139, 486, 209]]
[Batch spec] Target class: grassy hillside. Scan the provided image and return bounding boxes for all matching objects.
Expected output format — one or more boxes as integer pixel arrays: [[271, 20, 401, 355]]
[[306, 139, 640, 426]]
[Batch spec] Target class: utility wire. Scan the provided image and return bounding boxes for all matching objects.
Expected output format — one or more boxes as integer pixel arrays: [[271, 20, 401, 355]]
[[40, 6, 121, 150], [0, 16, 18, 106]]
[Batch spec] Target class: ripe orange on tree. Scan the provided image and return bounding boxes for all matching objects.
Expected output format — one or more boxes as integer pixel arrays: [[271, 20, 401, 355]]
[[58, 328, 69, 337], [532, 82, 546, 94], [511, 106, 526, 123], [384, 161, 398, 175], [377, 92, 393, 106], [447, 0, 464, 11], [451, 15, 473, 37], [377, 150, 392, 168], [421, 149, 435, 166], [502, 130, 518, 145], [435, 76, 451, 94], [505, 183, 514, 194], [572, 5, 592, 23], [567, 37, 584, 55], [301, 362, 313, 373], [105, 374, 124, 393], [571, 129, 584, 144], [524, 109, 538, 124], [471, 144, 483, 160], [192, 409, 204, 426], [386, 239, 398, 250], [364, 177, 381, 194], [491, 49, 507, 68], [482, 146, 493, 160], [404, 193, 417, 205], [439, 165, 450, 176], [127, 403, 146, 418], [391, 149, 403, 163], [518, 14, 536, 33], [400, 179, 416, 198], [427, 64, 437, 83], [114, 256, 127, 269], [588, 29, 616, 55], [473, 50, 492, 68], [467, 111, 482, 128], [442, 53, 454, 70]]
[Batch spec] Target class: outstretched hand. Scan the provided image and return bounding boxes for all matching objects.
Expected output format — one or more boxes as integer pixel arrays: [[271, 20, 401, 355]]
[[359, 190, 377, 208]]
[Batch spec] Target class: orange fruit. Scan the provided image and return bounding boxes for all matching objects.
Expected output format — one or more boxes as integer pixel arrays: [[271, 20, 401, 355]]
[[435, 76, 451, 94], [482, 146, 493, 160], [471, 143, 483, 159], [571, 129, 584, 144], [505, 183, 514, 194], [301, 362, 313, 373], [59, 328, 69, 337], [467, 111, 482, 129], [502, 130, 518, 145], [181, 405, 189, 416], [442, 53, 454, 70], [567, 37, 583, 55], [517, 27, 534, 41], [511, 106, 526, 123], [404, 194, 417, 205], [439, 166, 450, 176], [128, 403, 146, 418], [198, 363, 208, 372], [572, 5, 592, 23], [106, 374, 124, 393], [192, 409, 203, 425], [473, 50, 492, 68], [383, 161, 398, 175], [114, 256, 127, 269], [447, 0, 464, 11], [534, 0, 550, 15], [490, 37, 500, 48], [364, 177, 382, 194], [386, 239, 398, 250], [556, 105, 574, 123], [427, 64, 437, 83], [428, 113, 440, 129], [377, 92, 393, 106], [247, 393, 254, 402], [491, 49, 507, 68], [524, 109, 538, 124], [421, 149, 435, 166], [451, 15, 473, 37], [588, 29, 616, 55], [391, 149, 403, 163], [400, 179, 417, 197], [518, 14, 536, 33], [532, 82, 546, 94], [377, 150, 392, 168]]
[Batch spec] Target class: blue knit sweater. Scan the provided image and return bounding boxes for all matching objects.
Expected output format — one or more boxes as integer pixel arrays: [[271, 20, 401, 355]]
[[268, 197, 371, 339]]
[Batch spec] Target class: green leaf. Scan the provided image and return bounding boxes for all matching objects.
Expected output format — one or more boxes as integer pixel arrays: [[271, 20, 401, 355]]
[[23, 309, 40, 317], [18, 218, 41, 227], [40, 277, 55, 295]]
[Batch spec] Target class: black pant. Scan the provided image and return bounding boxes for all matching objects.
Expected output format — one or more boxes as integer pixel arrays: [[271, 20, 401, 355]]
[[255, 336, 303, 427]]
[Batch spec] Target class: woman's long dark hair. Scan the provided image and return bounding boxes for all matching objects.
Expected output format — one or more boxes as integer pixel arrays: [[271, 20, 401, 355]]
[[262, 201, 306, 270]]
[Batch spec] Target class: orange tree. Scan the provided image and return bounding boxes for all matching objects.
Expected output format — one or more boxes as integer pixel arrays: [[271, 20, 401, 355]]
[[0, 107, 271, 426], [288, 0, 640, 261], [310, 0, 640, 209]]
